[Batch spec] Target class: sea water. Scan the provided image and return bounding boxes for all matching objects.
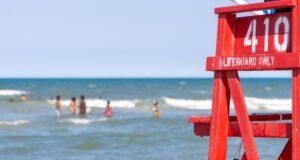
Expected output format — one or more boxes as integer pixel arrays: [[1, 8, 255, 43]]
[[0, 78, 292, 159]]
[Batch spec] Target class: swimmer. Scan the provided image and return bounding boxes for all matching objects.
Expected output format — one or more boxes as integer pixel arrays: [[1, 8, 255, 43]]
[[9, 98, 14, 103], [104, 100, 113, 118], [20, 94, 28, 102], [152, 100, 160, 118], [78, 95, 86, 117], [55, 95, 62, 117], [69, 97, 77, 115]]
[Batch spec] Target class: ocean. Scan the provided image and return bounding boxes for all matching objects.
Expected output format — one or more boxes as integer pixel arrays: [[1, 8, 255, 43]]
[[0, 78, 292, 159]]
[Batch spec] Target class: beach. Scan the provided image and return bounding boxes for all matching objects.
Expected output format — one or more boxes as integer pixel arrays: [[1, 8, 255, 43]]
[[0, 78, 291, 159]]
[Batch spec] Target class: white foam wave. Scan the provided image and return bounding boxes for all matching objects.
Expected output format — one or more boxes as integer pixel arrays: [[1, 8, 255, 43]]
[[0, 90, 28, 96], [245, 97, 291, 111], [163, 97, 292, 111], [59, 118, 107, 125], [88, 84, 96, 88], [179, 81, 187, 85], [163, 97, 212, 110], [48, 99, 137, 109], [0, 120, 30, 126]]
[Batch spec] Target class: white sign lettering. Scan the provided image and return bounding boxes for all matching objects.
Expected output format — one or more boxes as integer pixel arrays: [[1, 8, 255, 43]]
[[222, 56, 275, 67]]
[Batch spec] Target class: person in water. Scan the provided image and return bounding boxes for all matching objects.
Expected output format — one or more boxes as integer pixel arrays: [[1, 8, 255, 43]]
[[55, 95, 62, 117], [78, 95, 86, 117], [20, 94, 28, 102], [152, 100, 160, 118], [104, 100, 113, 117], [69, 97, 77, 115]]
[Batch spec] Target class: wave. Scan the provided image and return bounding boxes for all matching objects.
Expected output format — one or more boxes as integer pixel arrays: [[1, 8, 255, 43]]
[[0, 120, 30, 126], [163, 97, 291, 111], [47, 97, 292, 111], [59, 118, 107, 125], [179, 81, 187, 85], [88, 84, 96, 88], [245, 97, 291, 111], [48, 99, 137, 109], [0, 90, 28, 96], [163, 97, 212, 110]]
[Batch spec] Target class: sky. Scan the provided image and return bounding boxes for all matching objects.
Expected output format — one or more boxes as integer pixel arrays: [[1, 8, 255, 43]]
[[0, 0, 291, 78]]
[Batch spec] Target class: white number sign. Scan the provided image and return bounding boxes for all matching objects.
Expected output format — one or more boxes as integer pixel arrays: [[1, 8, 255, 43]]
[[244, 16, 290, 53]]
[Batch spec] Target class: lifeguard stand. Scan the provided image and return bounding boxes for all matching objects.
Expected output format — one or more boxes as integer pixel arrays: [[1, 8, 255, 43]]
[[189, 0, 300, 159]]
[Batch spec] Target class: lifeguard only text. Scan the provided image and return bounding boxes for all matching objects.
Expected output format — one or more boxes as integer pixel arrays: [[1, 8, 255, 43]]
[[222, 56, 275, 67]]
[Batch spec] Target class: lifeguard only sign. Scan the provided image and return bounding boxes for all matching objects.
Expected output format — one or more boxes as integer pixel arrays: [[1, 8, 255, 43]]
[[206, 10, 300, 71]]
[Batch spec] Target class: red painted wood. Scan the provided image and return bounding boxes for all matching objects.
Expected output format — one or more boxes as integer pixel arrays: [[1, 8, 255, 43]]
[[215, 0, 294, 14], [215, 14, 235, 56], [292, 69, 300, 160], [208, 14, 235, 160], [278, 139, 292, 160], [189, 116, 211, 123], [194, 122, 292, 138], [235, 13, 292, 55], [208, 73, 230, 160], [226, 71, 259, 159], [227, 122, 291, 138], [292, 0, 300, 53], [292, 0, 300, 159], [206, 53, 300, 71], [242, 153, 247, 160], [188, 114, 292, 123], [188, 1, 300, 159]]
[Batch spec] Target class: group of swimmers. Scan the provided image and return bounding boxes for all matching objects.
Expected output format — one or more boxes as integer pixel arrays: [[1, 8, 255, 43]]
[[54, 95, 160, 118], [54, 95, 113, 118]]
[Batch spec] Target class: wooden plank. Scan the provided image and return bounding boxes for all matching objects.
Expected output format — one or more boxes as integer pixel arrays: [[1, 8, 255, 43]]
[[208, 73, 230, 160], [215, 1, 294, 14], [278, 139, 292, 160], [188, 114, 292, 123], [292, 69, 300, 160], [226, 71, 259, 159], [208, 14, 235, 160], [242, 153, 247, 160], [194, 122, 292, 138], [206, 53, 300, 71], [291, 0, 300, 159]]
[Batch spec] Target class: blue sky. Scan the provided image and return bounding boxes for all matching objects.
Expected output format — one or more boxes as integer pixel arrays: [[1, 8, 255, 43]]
[[0, 0, 290, 78]]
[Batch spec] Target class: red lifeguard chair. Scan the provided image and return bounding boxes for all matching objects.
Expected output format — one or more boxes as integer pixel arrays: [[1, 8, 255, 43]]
[[189, 0, 300, 159]]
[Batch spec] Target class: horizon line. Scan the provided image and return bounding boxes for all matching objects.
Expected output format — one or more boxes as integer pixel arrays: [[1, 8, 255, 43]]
[[0, 76, 292, 79]]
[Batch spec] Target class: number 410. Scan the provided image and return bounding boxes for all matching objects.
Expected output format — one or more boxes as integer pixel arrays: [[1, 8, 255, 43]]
[[244, 16, 290, 53]]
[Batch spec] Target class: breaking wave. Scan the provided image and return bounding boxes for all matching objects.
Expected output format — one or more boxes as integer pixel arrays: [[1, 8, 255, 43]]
[[59, 118, 107, 125], [0, 120, 30, 126], [163, 97, 212, 110], [48, 99, 137, 109], [47, 97, 292, 111], [88, 84, 96, 88], [0, 90, 28, 96], [163, 97, 291, 111]]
